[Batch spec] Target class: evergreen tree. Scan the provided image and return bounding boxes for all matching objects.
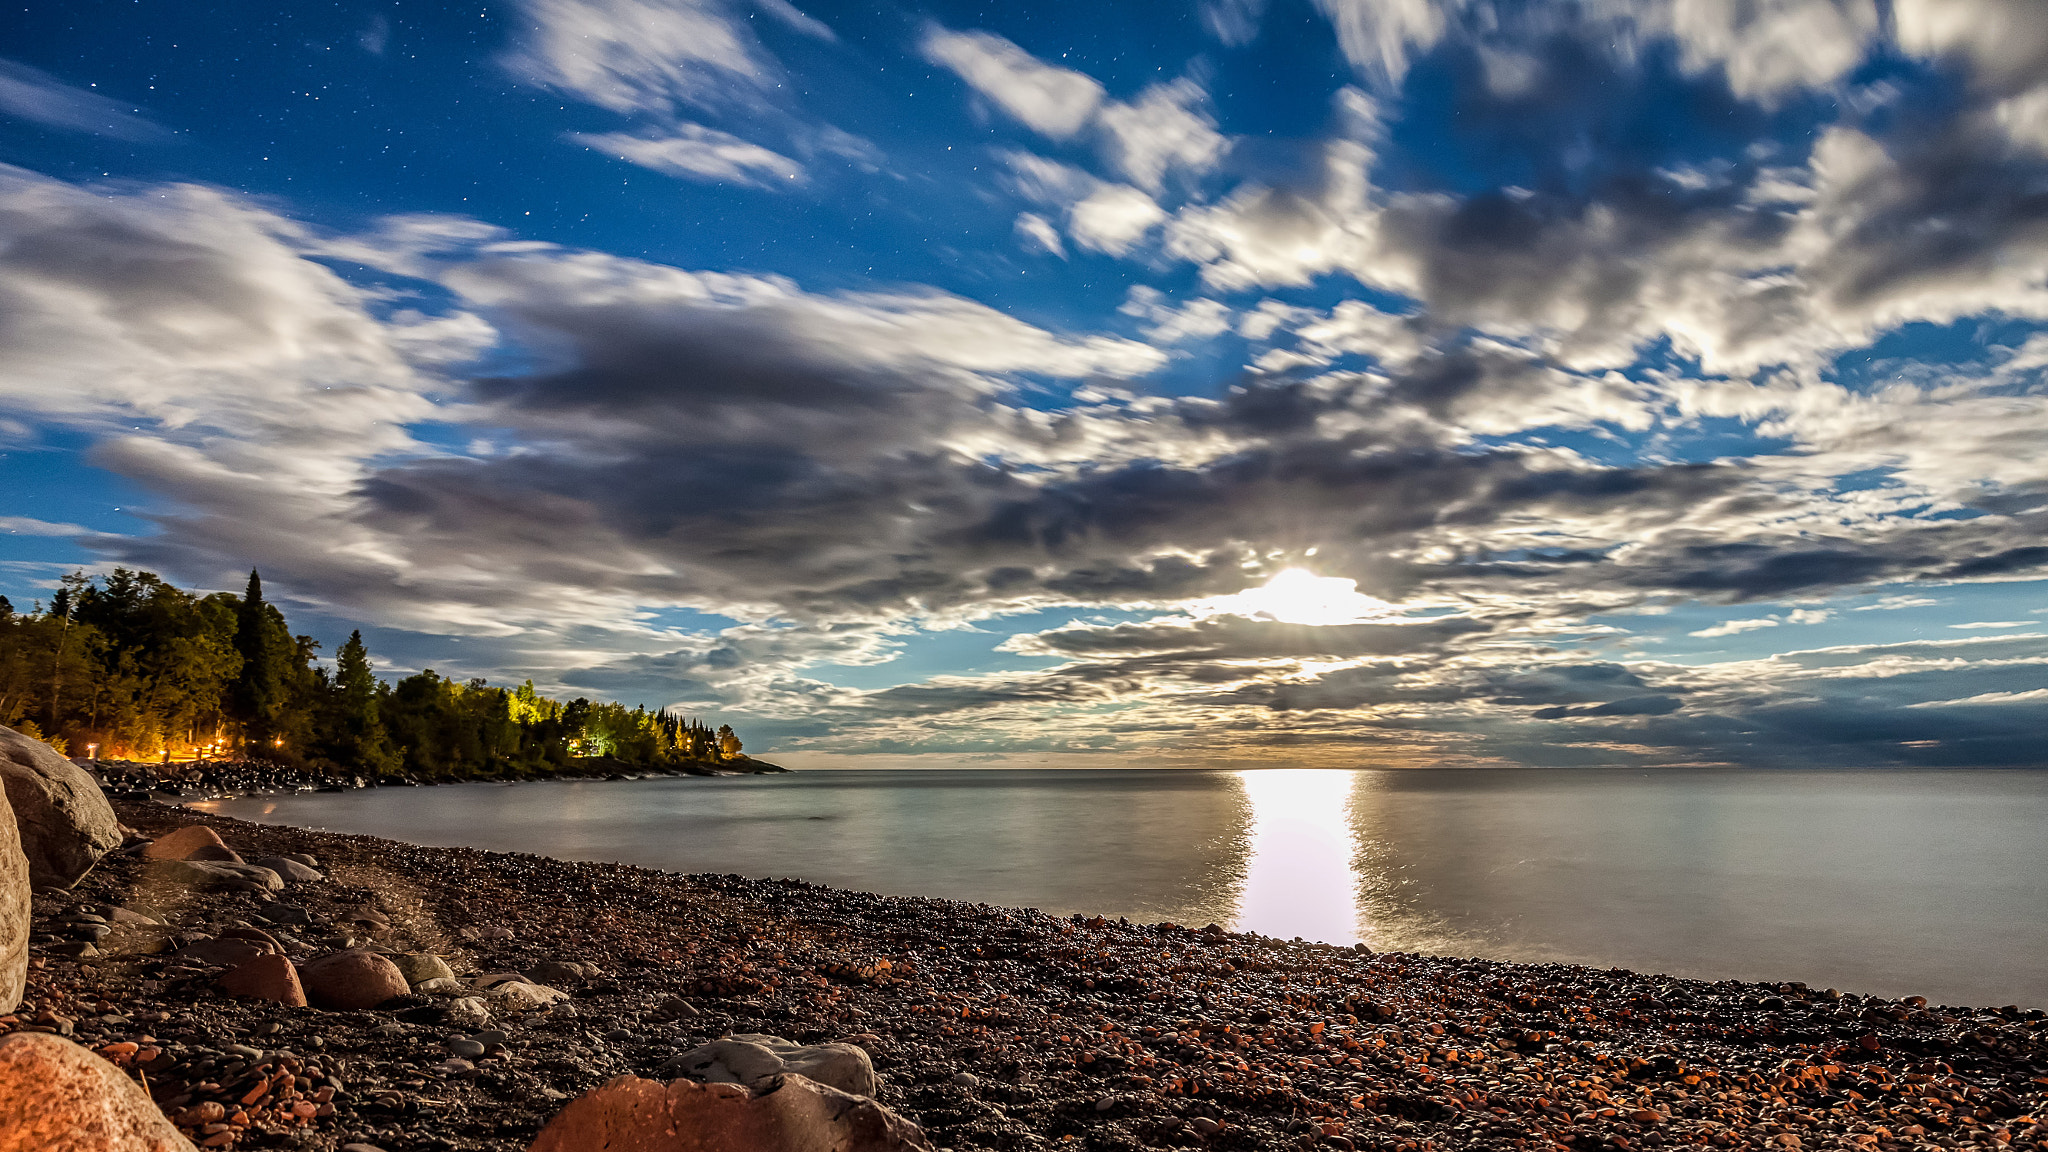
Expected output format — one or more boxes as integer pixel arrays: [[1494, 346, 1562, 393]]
[[228, 570, 289, 754], [323, 630, 397, 774]]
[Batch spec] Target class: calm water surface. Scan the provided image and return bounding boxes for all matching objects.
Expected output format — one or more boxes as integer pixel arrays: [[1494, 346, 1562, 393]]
[[194, 768, 2048, 1008]]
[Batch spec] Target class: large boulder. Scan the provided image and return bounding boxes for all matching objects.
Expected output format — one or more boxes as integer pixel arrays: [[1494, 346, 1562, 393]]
[[665, 1035, 879, 1098], [217, 954, 306, 1006], [139, 825, 228, 861], [0, 775, 25, 1014], [0, 1031, 197, 1151], [0, 725, 120, 889], [527, 1073, 931, 1152], [299, 948, 410, 1010]]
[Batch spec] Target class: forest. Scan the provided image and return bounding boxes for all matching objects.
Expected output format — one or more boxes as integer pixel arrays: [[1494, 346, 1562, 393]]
[[0, 567, 747, 780]]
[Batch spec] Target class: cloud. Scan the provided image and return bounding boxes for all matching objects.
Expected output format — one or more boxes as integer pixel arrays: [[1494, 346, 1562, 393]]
[[751, 0, 834, 40], [1857, 595, 1940, 611], [1068, 184, 1167, 255], [1589, 0, 1880, 105], [1312, 0, 1459, 87], [1013, 212, 1065, 257], [1907, 688, 2048, 708], [0, 516, 86, 536], [1689, 617, 1779, 638], [919, 27, 1104, 139], [573, 125, 804, 187], [1121, 288, 1233, 344], [1092, 79, 1227, 192], [0, 59, 169, 141], [1948, 621, 2034, 630], [502, 0, 778, 116]]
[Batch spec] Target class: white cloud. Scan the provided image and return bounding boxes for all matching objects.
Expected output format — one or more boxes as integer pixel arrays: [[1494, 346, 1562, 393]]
[[1093, 79, 1227, 192], [1856, 595, 1941, 610], [1120, 287, 1234, 344], [1588, 0, 1879, 105], [1312, 0, 1459, 86], [918, 27, 1104, 139], [1688, 616, 1780, 638], [0, 516, 86, 536], [1068, 184, 1167, 255], [503, 0, 777, 116], [0, 59, 168, 141], [1787, 608, 1833, 625], [1949, 620, 2034, 629], [1894, 0, 2048, 89], [751, 0, 834, 40], [1013, 212, 1065, 257], [573, 125, 804, 187], [1907, 687, 2048, 708]]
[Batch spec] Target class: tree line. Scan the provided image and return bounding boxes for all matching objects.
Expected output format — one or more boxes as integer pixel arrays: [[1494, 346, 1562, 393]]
[[0, 568, 745, 779]]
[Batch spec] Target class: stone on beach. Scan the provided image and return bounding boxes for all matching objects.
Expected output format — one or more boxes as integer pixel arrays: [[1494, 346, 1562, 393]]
[[391, 952, 456, 987], [0, 1031, 197, 1151], [139, 825, 228, 861], [483, 977, 569, 1011], [526, 1073, 932, 1152], [143, 857, 283, 892], [0, 723, 121, 889], [249, 854, 323, 883], [217, 952, 307, 1006], [173, 937, 272, 967], [0, 776, 25, 1014], [665, 1034, 879, 1098], [300, 948, 410, 1010]]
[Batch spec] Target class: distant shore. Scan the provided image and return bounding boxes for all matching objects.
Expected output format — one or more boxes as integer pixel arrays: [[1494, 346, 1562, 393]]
[[80, 753, 789, 803], [12, 798, 2045, 1152]]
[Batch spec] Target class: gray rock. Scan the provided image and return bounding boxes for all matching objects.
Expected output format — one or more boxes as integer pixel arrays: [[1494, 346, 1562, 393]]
[[444, 996, 491, 1029], [0, 725, 120, 889], [446, 1038, 486, 1058], [525, 959, 585, 986], [106, 906, 162, 926], [0, 781, 25, 1013], [249, 855, 323, 883], [469, 1029, 508, 1051], [259, 904, 309, 925], [284, 853, 318, 869], [391, 952, 456, 987], [415, 977, 464, 995], [951, 1072, 980, 1089], [665, 1034, 880, 1098], [144, 857, 283, 892]]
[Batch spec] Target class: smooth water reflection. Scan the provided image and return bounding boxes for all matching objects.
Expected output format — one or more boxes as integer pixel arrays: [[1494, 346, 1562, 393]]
[[194, 766, 2048, 1007]]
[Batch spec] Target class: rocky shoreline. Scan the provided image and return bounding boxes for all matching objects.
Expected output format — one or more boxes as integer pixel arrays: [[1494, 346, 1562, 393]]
[[82, 754, 788, 803], [7, 796, 2044, 1152]]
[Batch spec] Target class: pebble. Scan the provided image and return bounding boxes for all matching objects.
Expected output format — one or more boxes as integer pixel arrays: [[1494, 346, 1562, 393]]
[[950, 1072, 979, 1089], [446, 1039, 487, 1058]]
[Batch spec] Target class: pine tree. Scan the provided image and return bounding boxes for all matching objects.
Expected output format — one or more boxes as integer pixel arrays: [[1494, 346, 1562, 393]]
[[326, 630, 398, 773], [229, 570, 286, 754]]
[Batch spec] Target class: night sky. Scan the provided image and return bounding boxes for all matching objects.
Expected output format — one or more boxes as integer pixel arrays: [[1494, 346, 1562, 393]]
[[2, 0, 2045, 767]]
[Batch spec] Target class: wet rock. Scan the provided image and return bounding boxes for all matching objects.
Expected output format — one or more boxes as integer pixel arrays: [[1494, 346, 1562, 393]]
[[217, 953, 307, 1006], [0, 775, 26, 1014], [300, 948, 411, 1010], [0, 1031, 197, 1151], [527, 1073, 933, 1152], [0, 724, 121, 889], [391, 953, 456, 987], [138, 824, 227, 862], [665, 1034, 879, 1098]]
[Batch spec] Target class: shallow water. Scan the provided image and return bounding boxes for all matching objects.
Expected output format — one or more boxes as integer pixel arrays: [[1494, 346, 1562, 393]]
[[193, 767, 2048, 1008]]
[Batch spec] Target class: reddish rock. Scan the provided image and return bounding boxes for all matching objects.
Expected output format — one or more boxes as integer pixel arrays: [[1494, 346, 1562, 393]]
[[0, 724, 121, 889], [140, 825, 227, 861], [299, 948, 410, 1010], [527, 1073, 932, 1152], [172, 937, 270, 967], [0, 777, 24, 1013], [0, 1031, 196, 1151], [180, 842, 242, 863], [217, 953, 306, 1006]]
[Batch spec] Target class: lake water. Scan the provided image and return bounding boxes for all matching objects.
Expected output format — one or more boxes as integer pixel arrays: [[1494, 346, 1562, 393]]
[[192, 767, 2048, 1009]]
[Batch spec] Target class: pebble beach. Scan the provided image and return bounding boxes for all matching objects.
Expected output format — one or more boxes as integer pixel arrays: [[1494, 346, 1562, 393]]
[[8, 797, 2045, 1152]]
